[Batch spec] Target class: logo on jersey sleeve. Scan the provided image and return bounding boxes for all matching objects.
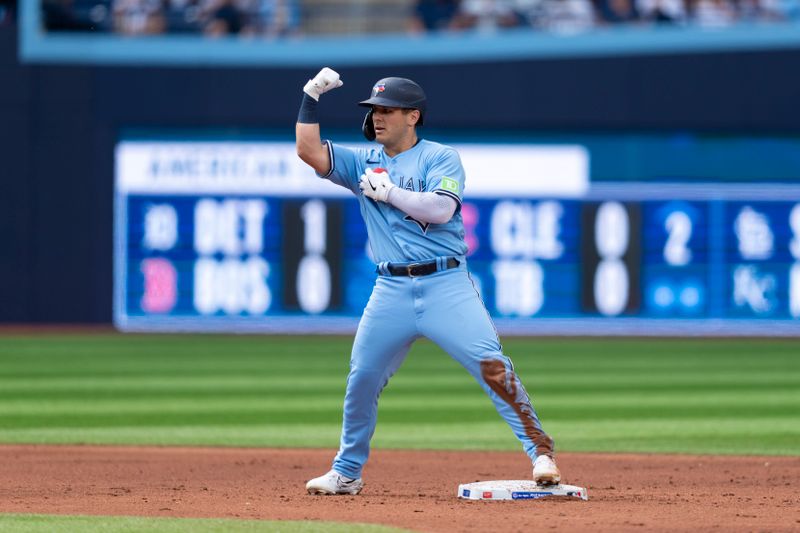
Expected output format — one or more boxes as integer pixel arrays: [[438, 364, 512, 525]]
[[441, 177, 460, 194]]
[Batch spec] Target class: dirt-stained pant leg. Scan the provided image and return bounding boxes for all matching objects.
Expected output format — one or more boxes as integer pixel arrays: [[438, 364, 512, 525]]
[[417, 269, 554, 462], [333, 276, 419, 479]]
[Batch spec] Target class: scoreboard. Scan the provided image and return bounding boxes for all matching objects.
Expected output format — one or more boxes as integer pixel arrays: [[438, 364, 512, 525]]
[[114, 140, 800, 336]]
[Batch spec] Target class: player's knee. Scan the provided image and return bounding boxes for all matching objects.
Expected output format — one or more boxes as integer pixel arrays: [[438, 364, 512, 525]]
[[347, 365, 387, 388], [480, 357, 504, 379], [479, 358, 514, 396]]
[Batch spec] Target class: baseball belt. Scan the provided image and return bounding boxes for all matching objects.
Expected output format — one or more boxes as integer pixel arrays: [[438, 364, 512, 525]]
[[386, 257, 460, 277]]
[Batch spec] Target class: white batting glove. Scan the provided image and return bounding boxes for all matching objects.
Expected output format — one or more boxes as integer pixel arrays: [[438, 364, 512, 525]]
[[359, 168, 395, 203], [303, 67, 343, 101]]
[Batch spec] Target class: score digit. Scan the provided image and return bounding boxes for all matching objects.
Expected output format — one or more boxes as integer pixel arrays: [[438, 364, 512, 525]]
[[282, 199, 343, 314], [664, 210, 693, 266], [789, 203, 800, 261], [297, 200, 331, 314], [581, 201, 640, 316], [790, 204, 800, 317], [594, 202, 630, 316]]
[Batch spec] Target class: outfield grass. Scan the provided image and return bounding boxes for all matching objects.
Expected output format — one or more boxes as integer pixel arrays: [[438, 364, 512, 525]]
[[0, 514, 409, 532], [0, 334, 798, 455]]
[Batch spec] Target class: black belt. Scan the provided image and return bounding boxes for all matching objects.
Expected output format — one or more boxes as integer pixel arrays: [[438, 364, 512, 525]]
[[386, 257, 460, 277]]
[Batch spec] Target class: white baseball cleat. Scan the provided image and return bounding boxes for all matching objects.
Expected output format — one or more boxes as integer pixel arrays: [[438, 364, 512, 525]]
[[306, 470, 364, 495], [533, 455, 561, 486]]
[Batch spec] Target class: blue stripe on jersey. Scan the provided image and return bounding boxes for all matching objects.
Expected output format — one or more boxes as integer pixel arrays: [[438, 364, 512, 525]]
[[434, 189, 462, 207]]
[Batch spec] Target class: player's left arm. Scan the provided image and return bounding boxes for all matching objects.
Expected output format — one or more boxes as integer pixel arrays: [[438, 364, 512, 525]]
[[388, 187, 457, 225], [359, 168, 457, 224]]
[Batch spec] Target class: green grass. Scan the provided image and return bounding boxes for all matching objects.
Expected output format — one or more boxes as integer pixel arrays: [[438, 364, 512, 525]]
[[0, 334, 798, 455], [0, 514, 409, 532]]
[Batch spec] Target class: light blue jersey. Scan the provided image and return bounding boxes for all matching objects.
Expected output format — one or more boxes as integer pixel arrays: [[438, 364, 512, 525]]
[[316, 136, 554, 484], [322, 139, 468, 263]]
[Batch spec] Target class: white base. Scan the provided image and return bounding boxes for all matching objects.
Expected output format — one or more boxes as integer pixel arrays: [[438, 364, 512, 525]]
[[457, 480, 588, 501]]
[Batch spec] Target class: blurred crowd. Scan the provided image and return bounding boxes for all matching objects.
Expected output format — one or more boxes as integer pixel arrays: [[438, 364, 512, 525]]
[[41, 0, 800, 37], [415, 0, 800, 32], [410, 0, 800, 33], [42, 0, 301, 36]]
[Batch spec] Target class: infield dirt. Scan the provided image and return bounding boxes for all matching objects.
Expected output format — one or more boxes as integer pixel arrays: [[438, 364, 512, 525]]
[[0, 445, 798, 532]]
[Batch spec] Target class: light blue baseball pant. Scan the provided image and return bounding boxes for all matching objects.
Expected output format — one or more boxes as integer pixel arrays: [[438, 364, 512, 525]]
[[332, 261, 554, 479]]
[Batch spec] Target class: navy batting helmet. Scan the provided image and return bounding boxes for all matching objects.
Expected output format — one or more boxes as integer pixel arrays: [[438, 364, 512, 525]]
[[359, 77, 427, 141]]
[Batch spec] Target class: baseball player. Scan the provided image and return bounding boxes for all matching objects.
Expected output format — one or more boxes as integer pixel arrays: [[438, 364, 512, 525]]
[[296, 67, 560, 495]]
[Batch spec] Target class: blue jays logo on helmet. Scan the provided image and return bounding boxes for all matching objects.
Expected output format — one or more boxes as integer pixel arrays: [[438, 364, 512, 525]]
[[372, 83, 386, 96]]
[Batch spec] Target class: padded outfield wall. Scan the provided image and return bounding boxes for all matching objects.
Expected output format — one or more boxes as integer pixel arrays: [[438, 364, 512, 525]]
[[2, 23, 800, 328]]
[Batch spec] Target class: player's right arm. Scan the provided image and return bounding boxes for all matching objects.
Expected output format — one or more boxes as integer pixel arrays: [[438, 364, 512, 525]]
[[295, 67, 368, 195], [296, 123, 329, 175], [295, 67, 343, 175]]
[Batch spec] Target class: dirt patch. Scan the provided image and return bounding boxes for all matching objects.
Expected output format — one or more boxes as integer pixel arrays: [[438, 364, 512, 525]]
[[0, 445, 798, 532]]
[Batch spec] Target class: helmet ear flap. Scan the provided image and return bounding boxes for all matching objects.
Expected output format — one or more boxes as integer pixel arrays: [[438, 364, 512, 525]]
[[362, 109, 376, 141]]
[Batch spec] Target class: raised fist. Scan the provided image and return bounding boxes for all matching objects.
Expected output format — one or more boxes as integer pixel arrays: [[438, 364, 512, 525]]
[[303, 67, 343, 101]]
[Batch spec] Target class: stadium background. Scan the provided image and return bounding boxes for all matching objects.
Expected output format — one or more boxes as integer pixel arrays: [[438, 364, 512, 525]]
[[1, 2, 799, 531], [3, 3, 800, 325]]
